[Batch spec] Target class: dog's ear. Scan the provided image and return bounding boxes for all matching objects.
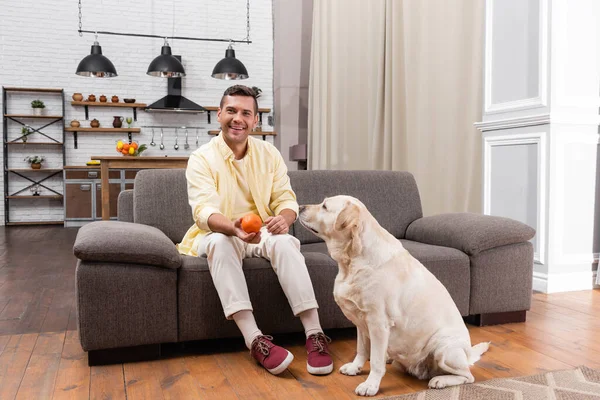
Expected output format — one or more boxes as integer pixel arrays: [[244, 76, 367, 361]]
[[335, 202, 363, 258]]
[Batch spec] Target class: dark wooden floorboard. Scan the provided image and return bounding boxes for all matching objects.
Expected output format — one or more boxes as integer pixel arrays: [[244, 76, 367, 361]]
[[0, 226, 79, 336]]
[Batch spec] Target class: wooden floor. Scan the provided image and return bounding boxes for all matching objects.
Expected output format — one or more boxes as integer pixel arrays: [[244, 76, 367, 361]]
[[0, 226, 599, 399]]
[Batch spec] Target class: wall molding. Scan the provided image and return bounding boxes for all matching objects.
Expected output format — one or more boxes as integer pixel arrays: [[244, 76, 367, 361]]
[[484, 0, 549, 115], [533, 270, 597, 293], [475, 113, 600, 132], [483, 132, 547, 264]]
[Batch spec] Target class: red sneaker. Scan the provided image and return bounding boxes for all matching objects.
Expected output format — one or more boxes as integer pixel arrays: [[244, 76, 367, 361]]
[[306, 332, 333, 375], [250, 335, 294, 375]]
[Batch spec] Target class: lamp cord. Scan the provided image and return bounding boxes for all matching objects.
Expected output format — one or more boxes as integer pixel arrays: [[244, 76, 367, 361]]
[[246, 0, 250, 43], [78, 0, 83, 37]]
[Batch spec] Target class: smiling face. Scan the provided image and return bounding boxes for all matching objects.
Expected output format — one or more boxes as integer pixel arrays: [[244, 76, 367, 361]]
[[217, 95, 258, 149]]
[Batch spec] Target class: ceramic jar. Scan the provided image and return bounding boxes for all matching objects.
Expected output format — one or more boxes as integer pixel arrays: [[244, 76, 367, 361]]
[[72, 93, 83, 101], [90, 119, 100, 128], [88, 94, 96, 102], [111, 95, 119, 103], [99, 95, 107, 103], [70, 120, 80, 128], [112, 116, 124, 128]]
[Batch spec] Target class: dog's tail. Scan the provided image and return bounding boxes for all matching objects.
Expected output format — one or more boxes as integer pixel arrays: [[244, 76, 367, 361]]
[[468, 342, 490, 365]]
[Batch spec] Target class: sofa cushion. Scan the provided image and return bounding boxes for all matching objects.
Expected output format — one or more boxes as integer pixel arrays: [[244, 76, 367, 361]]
[[73, 221, 182, 269], [134, 169, 193, 243], [289, 171, 423, 244], [177, 253, 353, 342], [405, 213, 536, 256], [300, 240, 470, 315]]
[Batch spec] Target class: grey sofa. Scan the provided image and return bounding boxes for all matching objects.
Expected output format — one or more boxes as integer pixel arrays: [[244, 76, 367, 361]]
[[73, 169, 535, 365]]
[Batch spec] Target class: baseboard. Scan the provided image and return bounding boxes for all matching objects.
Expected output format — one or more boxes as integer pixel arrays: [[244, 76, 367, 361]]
[[533, 270, 597, 293]]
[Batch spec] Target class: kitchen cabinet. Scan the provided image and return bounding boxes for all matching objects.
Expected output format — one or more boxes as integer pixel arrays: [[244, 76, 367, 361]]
[[64, 168, 137, 226]]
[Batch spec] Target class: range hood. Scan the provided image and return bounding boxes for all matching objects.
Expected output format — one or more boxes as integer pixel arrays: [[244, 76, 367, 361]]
[[145, 56, 206, 113]]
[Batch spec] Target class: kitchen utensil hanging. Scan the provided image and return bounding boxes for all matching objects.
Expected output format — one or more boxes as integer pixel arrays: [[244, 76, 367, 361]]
[[174, 128, 179, 150], [184, 128, 190, 149], [160, 128, 165, 150], [150, 128, 156, 146]]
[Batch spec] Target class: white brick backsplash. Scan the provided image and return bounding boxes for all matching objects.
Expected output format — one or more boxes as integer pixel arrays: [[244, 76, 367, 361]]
[[0, 0, 274, 224]]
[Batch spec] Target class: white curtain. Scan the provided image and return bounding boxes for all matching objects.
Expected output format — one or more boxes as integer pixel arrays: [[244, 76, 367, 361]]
[[308, 0, 484, 215]]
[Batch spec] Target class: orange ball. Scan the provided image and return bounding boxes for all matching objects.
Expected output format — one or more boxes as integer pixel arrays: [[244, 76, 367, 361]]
[[241, 214, 262, 233], [123, 143, 130, 151]]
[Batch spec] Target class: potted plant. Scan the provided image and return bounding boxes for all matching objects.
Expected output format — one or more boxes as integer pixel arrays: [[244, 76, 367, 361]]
[[24, 155, 44, 169], [31, 100, 45, 116], [251, 87, 263, 131], [20, 126, 32, 143], [251, 86, 262, 99]]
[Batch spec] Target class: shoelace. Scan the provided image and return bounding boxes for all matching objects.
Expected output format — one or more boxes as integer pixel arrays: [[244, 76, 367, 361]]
[[251, 335, 274, 356], [310, 333, 332, 354]]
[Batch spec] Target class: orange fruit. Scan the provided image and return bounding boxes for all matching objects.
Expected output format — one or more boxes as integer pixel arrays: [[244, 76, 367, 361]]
[[241, 214, 262, 233], [121, 149, 129, 155], [131, 142, 138, 149], [123, 143, 130, 151]]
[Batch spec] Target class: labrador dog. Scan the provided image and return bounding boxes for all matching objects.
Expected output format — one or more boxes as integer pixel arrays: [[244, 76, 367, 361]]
[[298, 195, 489, 396]]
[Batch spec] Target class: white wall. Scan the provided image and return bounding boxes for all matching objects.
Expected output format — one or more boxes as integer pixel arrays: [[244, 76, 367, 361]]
[[479, 0, 600, 292]]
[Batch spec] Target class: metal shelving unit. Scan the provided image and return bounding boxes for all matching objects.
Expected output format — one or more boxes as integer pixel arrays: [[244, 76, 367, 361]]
[[2, 87, 66, 225]]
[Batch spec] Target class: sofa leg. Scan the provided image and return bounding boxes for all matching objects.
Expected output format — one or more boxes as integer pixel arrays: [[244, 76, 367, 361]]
[[464, 310, 527, 326], [88, 343, 161, 366]]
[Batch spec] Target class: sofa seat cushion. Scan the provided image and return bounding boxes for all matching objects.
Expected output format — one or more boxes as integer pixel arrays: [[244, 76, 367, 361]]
[[73, 221, 182, 269], [300, 240, 470, 316], [177, 253, 353, 342]]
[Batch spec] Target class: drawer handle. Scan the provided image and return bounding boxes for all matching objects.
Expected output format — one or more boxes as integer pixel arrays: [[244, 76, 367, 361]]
[[88, 172, 98, 178], [80, 184, 91, 191]]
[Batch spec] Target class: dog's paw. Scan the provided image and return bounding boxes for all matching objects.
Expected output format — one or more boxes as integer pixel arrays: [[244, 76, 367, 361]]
[[339, 363, 362, 376], [428, 376, 447, 389], [355, 381, 380, 397]]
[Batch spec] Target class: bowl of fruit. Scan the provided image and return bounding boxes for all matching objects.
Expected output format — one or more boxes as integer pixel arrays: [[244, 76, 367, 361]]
[[116, 140, 148, 156]]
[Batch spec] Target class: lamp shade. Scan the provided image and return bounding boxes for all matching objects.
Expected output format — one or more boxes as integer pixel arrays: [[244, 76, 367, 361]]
[[76, 42, 118, 77], [212, 47, 249, 80], [147, 45, 186, 77]]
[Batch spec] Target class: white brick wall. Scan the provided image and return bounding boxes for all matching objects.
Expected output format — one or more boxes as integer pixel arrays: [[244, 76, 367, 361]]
[[0, 0, 274, 224]]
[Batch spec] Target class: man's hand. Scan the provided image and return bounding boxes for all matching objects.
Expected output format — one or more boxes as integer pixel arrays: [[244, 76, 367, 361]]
[[265, 214, 291, 235], [234, 218, 262, 244]]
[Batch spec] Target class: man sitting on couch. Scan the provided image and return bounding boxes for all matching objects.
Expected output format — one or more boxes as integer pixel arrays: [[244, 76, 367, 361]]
[[177, 85, 333, 376]]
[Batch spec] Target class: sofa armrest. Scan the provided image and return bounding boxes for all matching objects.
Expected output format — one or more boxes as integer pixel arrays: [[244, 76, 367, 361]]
[[405, 213, 535, 256], [73, 221, 182, 269], [118, 189, 134, 222]]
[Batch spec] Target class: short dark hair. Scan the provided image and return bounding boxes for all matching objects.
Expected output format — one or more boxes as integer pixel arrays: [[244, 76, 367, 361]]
[[220, 85, 258, 114]]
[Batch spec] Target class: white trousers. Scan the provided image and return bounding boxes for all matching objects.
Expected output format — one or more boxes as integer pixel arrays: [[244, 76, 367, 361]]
[[197, 227, 319, 319]]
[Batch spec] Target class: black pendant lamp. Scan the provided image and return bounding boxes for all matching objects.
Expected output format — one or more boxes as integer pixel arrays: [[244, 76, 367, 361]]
[[76, 34, 117, 77], [147, 38, 186, 78], [212, 42, 249, 80]]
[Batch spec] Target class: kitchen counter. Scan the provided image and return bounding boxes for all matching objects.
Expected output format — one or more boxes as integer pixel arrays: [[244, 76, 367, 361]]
[[91, 156, 189, 220]]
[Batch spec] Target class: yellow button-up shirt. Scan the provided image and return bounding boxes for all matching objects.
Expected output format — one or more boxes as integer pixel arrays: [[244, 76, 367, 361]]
[[176, 132, 299, 256]]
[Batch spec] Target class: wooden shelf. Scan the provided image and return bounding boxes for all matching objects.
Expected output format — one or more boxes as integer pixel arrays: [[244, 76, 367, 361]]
[[65, 127, 141, 133], [65, 127, 140, 149], [71, 101, 147, 108], [8, 168, 63, 173], [6, 141, 63, 146], [2, 87, 62, 93], [6, 195, 63, 199], [208, 130, 276, 136], [6, 221, 64, 226], [4, 114, 63, 119]]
